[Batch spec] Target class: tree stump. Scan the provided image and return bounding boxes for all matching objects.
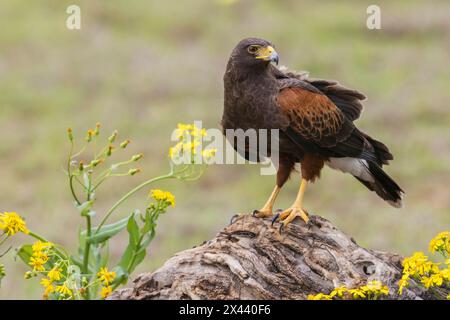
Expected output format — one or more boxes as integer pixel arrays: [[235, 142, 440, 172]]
[[110, 214, 446, 300]]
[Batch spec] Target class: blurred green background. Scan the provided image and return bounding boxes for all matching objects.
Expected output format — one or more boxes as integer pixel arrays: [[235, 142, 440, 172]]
[[1, 0, 449, 299]]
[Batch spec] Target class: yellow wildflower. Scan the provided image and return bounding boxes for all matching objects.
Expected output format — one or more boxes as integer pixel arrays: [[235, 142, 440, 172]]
[[431, 273, 444, 286], [329, 286, 347, 298], [191, 127, 207, 137], [421, 276, 433, 288], [43, 284, 55, 299], [398, 273, 410, 295], [32, 241, 53, 253], [348, 288, 366, 299], [307, 293, 332, 300], [29, 256, 48, 272], [55, 283, 72, 297], [182, 140, 200, 154], [402, 252, 429, 275], [150, 189, 175, 207], [97, 267, 116, 285], [361, 280, 389, 296], [420, 273, 444, 289], [175, 123, 194, 139], [168, 141, 183, 159], [101, 286, 112, 299], [40, 277, 53, 288], [429, 231, 450, 253], [47, 267, 62, 281], [0, 212, 29, 235], [440, 268, 450, 281], [429, 239, 445, 253]]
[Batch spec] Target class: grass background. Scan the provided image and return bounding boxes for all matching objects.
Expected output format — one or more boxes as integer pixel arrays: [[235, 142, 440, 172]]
[[1, 0, 449, 299]]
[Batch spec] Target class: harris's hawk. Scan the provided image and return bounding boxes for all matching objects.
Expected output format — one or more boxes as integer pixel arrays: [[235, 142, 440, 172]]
[[222, 38, 404, 229]]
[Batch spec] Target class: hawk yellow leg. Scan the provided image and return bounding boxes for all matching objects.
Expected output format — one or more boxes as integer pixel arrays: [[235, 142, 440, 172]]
[[277, 179, 310, 227], [253, 185, 280, 218]]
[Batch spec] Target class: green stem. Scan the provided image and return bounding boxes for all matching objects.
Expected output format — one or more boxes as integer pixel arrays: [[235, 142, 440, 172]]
[[69, 175, 81, 205], [67, 141, 81, 206], [94, 173, 173, 235], [82, 176, 93, 298], [82, 216, 91, 274], [127, 235, 144, 273], [91, 158, 138, 191]]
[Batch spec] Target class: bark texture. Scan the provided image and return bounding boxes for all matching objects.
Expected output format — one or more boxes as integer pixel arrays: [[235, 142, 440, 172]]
[[110, 214, 446, 300]]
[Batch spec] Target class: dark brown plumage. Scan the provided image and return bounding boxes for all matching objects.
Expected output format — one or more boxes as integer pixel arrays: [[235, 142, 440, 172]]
[[222, 38, 404, 227]]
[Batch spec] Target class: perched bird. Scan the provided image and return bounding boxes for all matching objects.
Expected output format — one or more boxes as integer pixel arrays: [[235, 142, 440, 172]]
[[222, 37, 404, 229]]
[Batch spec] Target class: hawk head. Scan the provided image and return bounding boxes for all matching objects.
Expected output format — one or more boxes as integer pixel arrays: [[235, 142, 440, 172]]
[[229, 38, 279, 69]]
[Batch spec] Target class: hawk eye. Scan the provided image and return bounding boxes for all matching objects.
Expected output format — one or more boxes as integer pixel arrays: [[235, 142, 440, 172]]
[[247, 45, 260, 54]]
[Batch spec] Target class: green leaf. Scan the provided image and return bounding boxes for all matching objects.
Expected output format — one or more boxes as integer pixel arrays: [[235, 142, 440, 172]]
[[117, 214, 140, 272], [137, 233, 155, 254], [129, 250, 146, 273], [82, 215, 130, 245], [100, 242, 110, 268], [16, 244, 33, 265], [127, 213, 140, 247], [117, 243, 133, 271], [112, 266, 128, 285], [77, 200, 95, 217], [91, 244, 102, 271]]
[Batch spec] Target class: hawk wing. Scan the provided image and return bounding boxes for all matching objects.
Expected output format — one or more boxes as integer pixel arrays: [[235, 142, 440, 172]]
[[276, 79, 379, 163], [274, 66, 366, 121]]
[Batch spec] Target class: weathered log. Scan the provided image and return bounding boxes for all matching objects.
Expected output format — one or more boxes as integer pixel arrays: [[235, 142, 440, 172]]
[[110, 214, 447, 300]]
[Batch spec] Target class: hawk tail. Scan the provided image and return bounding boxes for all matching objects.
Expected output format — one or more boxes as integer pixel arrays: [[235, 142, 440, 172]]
[[360, 132, 393, 166], [355, 160, 404, 208]]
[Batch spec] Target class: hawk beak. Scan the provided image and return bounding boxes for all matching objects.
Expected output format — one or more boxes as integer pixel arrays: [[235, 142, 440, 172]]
[[256, 46, 279, 65]]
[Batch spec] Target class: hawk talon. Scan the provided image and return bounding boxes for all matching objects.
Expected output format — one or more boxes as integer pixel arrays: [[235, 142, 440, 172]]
[[276, 207, 310, 231], [253, 208, 274, 218], [271, 212, 280, 226]]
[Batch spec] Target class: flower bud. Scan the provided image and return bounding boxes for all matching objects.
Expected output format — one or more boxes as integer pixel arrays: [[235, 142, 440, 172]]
[[79, 160, 84, 172], [24, 271, 34, 279], [131, 153, 143, 161], [67, 128, 73, 141], [128, 168, 141, 176], [94, 122, 101, 136], [90, 159, 103, 167], [120, 139, 131, 149], [108, 130, 118, 143], [86, 129, 95, 142], [0, 264, 5, 277], [107, 145, 115, 157]]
